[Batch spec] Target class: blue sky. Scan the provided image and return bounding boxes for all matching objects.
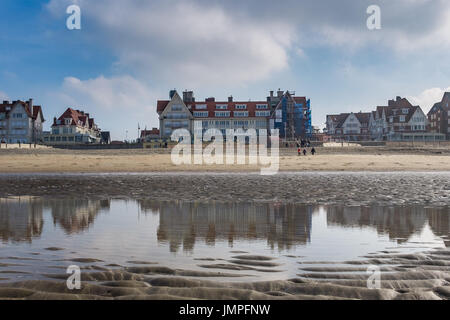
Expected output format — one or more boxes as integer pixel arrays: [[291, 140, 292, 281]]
[[0, 0, 449, 140]]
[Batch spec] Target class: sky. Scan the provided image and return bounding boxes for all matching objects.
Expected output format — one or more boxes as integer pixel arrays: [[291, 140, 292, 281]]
[[0, 0, 449, 140]]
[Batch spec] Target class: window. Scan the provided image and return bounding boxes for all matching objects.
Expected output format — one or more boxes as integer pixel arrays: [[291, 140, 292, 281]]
[[193, 111, 209, 117], [256, 111, 270, 117], [215, 111, 230, 117], [256, 104, 268, 109], [171, 105, 183, 111], [235, 104, 247, 110], [216, 105, 227, 110], [399, 115, 405, 122], [234, 111, 248, 117], [65, 118, 72, 125], [196, 104, 207, 110], [402, 109, 409, 114], [52, 128, 59, 134]]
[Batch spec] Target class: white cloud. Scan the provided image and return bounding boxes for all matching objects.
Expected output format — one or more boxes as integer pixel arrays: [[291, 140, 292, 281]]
[[54, 75, 158, 138], [408, 86, 450, 113], [0, 91, 8, 101], [47, 0, 294, 86], [61, 75, 155, 112]]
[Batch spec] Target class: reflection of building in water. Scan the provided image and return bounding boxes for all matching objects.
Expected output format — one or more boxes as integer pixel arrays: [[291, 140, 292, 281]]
[[326, 206, 450, 244], [0, 197, 43, 243], [153, 201, 313, 253], [0, 197, 110, 242], [45, 198, 110, 234], [428, 207, 450, 247]]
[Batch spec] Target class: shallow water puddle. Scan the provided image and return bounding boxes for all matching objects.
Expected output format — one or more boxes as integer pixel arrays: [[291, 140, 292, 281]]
[[0, 197, 448, 283]]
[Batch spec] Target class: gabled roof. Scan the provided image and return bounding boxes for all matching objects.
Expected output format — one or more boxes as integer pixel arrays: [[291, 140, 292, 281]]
[[428, 102, 443, 116], [0, 100, 44, 122], [354, 112, 371, 125], [53, 108, 97, 129], [333, 113, 350, 128], [157, 100, 170, 114]]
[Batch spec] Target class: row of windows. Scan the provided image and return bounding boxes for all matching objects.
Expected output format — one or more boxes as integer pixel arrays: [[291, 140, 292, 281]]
[[234, 111, 248, 117], [193, 111, 270, 118], [166, 113, 189, 119], [44, 136, 84, 142]]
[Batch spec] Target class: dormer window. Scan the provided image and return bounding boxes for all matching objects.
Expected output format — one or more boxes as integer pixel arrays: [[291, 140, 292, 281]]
[[216, 105, 227, 110], [402, 109, 409, 114], [65, 118, 71, 125], [235, 104, 247, 110]]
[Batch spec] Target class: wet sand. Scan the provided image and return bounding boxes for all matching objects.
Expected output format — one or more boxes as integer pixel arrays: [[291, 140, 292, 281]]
[[0, 147, 450, 173], [0, 172, 449, 206], [0, 249, 449, 300]]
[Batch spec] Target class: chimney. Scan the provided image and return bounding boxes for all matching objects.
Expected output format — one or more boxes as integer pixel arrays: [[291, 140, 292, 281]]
[[270, 91, 274, 97], [205, 97, 215, 102], [228, 96, 233, 102], [169, 89, 177, 99], [28, 98, 33, 109], [183, 90, 194, 103], [277, 89, 283, 97], [2, 100, 8, 104], [396, 96, 401, 101]]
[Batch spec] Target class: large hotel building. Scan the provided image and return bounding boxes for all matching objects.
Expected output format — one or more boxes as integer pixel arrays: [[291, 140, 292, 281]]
[[157, 89, 312, 140]]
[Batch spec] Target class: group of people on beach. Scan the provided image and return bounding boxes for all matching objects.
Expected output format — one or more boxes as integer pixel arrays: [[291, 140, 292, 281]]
[[296, 139, 316, 156]]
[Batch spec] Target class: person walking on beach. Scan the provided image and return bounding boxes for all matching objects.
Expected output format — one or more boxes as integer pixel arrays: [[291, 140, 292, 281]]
[[303, 149, 307, 156], [298, 147, 301, 156], [311, 147, 316, 155]]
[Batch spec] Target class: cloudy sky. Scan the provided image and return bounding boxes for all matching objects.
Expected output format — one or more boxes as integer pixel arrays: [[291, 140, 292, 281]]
[[0, 0, 449, 140]]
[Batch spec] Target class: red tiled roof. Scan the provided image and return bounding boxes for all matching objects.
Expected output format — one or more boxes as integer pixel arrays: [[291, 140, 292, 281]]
[[354, 112, 371, 125], [54, 108, 97, 128], [0, 100, 44, 121], [157, 101, 170, 113], [141, 128, 159, 138]]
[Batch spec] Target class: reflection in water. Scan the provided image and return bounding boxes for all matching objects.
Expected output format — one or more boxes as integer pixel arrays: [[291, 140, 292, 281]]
[[149, 201, 313, 253], [48, 199, 110, 234], [0, 197, 43, 243], [0, 197, 109, 242], [0, 197, 449, 251], [326, 206, 450, 246]]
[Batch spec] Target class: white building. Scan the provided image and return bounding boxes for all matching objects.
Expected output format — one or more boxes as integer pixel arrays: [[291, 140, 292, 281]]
[[0, 99, 45, 143]]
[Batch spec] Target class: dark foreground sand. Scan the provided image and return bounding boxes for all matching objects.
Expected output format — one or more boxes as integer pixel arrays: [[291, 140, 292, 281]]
[[0, 172, 449, 206], [0, 249, 449, 300]]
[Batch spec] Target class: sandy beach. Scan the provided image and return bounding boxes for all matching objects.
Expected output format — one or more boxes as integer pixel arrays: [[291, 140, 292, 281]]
[[0, 249, 449, 300], [0, 146, 449, 173], [1, 147, 449, 300]]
